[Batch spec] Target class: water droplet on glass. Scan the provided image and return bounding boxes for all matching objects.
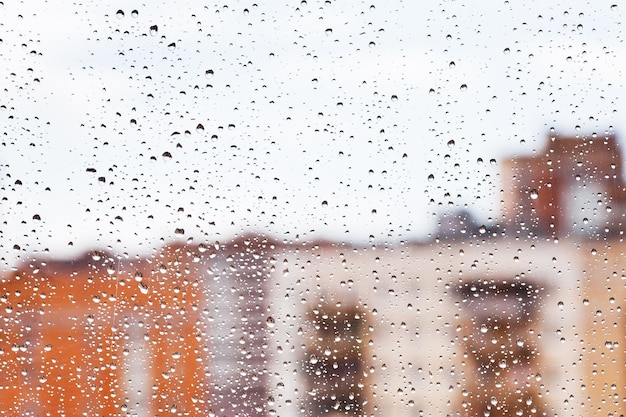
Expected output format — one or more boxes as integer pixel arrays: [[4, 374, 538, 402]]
[[196, 123, 204, 133], [460, 84, 467, 91], [529, 189, 539, 200], [149, 25, 158, 35], [266, 316, 275, 327], [447, 140, 455, 148], [116, 9, 125, 18]]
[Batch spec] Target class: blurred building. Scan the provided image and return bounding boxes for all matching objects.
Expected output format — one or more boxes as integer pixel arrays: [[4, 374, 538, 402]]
[[501, 132, 626, 237], [0, 245, 208, 416], [1, 133, 625, 417]]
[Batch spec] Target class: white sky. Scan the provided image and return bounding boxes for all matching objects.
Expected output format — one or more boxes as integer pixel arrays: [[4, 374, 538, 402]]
[[1, 0, 623, 269]]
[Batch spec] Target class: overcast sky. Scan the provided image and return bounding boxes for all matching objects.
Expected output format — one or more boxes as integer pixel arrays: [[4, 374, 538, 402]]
[[1, 0, 623, 270]]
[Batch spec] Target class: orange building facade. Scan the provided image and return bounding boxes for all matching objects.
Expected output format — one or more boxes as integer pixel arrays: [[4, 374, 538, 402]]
[[0, 244, 208, 415]]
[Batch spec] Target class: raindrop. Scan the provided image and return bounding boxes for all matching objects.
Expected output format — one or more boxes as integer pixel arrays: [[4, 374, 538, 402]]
[[460, 84, 467, 91], [266, 316, 275, 327], [447, 140, 455, 148], [116, 9, 124, 18], [529, 189, 539, 200], [131, 9, 138, 17], [196, 123, 205, 133], [149, 25, 158, 35]]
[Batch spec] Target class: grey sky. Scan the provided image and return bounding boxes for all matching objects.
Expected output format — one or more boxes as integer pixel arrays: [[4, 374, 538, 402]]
[[1, 0, 623, 270]]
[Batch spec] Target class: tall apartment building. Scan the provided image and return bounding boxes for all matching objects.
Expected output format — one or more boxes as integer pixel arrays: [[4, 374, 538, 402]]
[[501, 132, 626, 236]]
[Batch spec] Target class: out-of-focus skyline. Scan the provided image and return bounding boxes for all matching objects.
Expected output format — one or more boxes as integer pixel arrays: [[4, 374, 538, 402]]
[[1, 0, 623, 269]]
